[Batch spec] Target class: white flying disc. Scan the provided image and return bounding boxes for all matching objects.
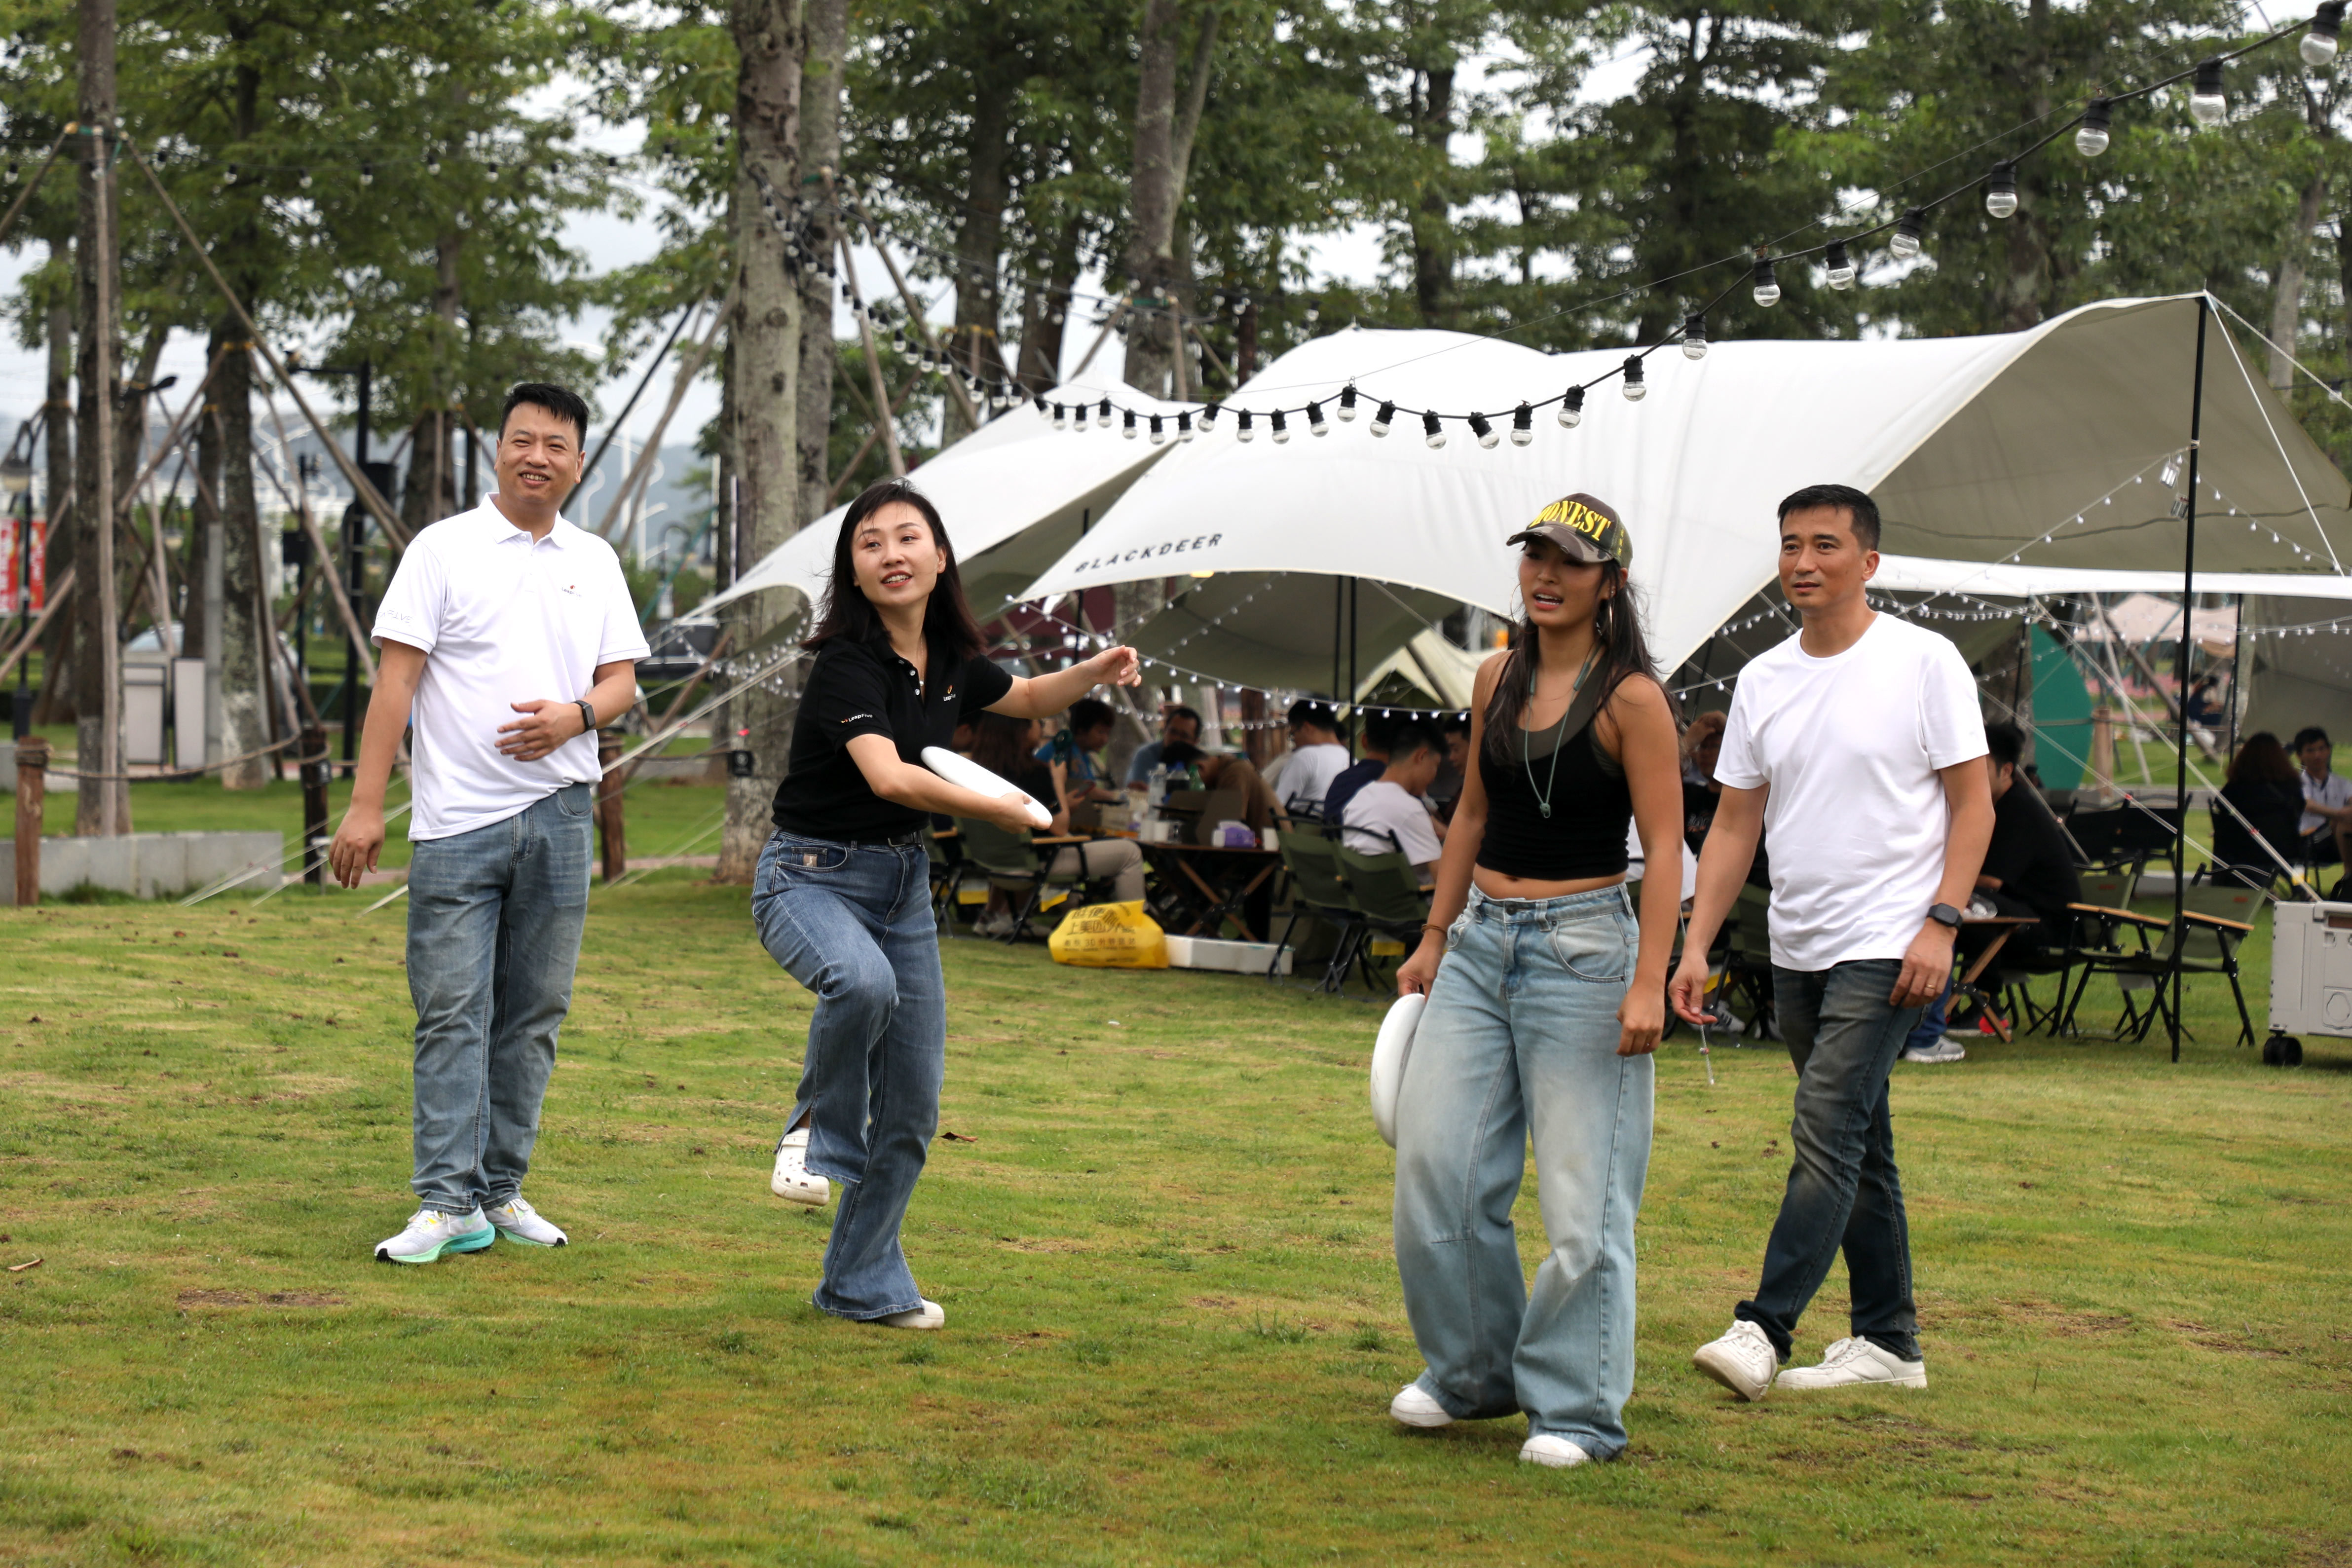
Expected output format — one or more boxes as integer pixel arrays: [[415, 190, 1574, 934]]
[[1370, 991, 1427, 1149], [921, 746, 1052, 828]]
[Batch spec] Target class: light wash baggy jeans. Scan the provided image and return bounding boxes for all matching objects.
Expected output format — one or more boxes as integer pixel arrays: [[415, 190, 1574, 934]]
[[406, 783, 594, 1215], [751, 829, 944, 1321], [1393, 884, 1653, 1459]]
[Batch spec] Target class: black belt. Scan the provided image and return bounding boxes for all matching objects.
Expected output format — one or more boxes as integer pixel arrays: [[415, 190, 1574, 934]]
[[851, 828, 925, 848]]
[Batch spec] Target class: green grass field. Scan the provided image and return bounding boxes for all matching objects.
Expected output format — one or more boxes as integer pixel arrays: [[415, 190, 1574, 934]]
[[0, 859, 2347, 1567]]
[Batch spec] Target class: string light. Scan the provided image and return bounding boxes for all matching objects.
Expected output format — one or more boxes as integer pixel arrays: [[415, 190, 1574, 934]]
[[1371, 401, 1394, 437], [1682, 313, 1709, 360], [1121, 408, 1137, 439], [1149, 413, 1165, 445], [1338, 384, 1358, 421], [1558, 386, 1584, 428], [1511, 404, 1534, 446], [1890, 208, 1928, 261], [1469, 411, 1497, 449], [1270, 409, 1290, 444], [2076, 99, 2113, 156], [1051, 402, 1068, 431], [2190, 59, 2228, 127], [1422, 411, 1447, 448], [1306, 400, 1328, 436], [1621, 357, 1646, 402], [1750, 256, 1780, 308], [1235, 409, 1255, 443], [1985, 161, 2017, 220], [1177, 411, 1194, 442], [2306, 1, 2344, 66], [1824, 241, 1856, 290]]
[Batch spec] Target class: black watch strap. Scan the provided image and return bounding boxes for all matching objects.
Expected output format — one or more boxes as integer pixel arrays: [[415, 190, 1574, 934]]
[[574, 698, 598, 736], [1927, 901, 1963, 929]]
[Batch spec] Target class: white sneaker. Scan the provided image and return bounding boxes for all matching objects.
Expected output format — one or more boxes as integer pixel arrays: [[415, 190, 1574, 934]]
[[1774, 1337, 1928, 1391], [1518, 1434, 1592, 1468], [1901, 1034, 1968, 1064], [973, 909, 1016, 939], [1388, 1383, 1453, 1429], [484, 1195, 567, 1247], [770, 1126, 829, 1207], [877, 1299, 945, 1330], [375, 1206, 494, 1265], [1692, 1319, 1781, 1401]]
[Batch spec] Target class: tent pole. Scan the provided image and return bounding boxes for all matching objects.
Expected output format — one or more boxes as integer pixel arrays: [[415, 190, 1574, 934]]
[[1332, 577, 1341, 705], [2226, 594, 2242, 771], [1348, 578, 1359, 758], [2172, 295, 2210, 1064]]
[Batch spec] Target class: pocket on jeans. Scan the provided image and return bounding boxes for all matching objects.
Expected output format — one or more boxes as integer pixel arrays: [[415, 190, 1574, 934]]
[[552, 782, 594, 818], [1548, 917, 1631, 982], [1444, 910, 1471, 952], [771, 837, 850, 874]]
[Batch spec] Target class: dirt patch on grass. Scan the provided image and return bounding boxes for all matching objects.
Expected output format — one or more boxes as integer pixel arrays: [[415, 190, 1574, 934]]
[[177, 1288, 346, 1308], [1966, 1296, 2137, 1337], [2167, 1319, 2290, 1358]]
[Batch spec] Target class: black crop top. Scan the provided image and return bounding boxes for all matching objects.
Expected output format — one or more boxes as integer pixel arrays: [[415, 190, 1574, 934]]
[[1476, 707, 1633, 882]]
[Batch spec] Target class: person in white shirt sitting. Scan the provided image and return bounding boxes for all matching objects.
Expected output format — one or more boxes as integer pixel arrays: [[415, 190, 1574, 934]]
[[1341, 719, 1447, 877], [2293, 726, 2352, 868], [1278, 700, 1352, 819]]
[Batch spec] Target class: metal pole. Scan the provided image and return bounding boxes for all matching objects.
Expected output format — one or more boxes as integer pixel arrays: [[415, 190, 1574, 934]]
[[1348, 578, 1359, 760], [2172, 296, 2210, 1064], [341, 360, 369, 763]]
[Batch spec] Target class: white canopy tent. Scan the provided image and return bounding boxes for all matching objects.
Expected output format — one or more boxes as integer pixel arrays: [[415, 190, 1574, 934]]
[[1014, 295, 2352, 693], [701, 382, 1196, 620]]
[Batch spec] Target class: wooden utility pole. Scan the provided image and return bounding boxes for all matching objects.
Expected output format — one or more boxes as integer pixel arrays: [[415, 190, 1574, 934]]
[[13, 736, 46, 905], [75, 0, 126, 835], [717, 0, 805, 884], [597, 734, 627, 883]]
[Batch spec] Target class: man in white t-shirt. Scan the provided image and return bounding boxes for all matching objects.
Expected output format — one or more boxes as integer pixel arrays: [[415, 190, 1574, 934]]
[[327, 383, 649, 1267], [2293, 727, 2352, 868], [1340, 718, 1446, 875], [1668, 483, 1992, 1402], [1279, 699, 1352, 817]]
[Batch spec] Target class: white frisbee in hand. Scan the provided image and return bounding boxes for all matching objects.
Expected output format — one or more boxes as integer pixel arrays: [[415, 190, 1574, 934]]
[[921, 746, 1052, 829], [1370, 991, 1427, 1149]]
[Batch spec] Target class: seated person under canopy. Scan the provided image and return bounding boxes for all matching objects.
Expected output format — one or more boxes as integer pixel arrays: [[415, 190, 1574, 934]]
[[1339, 719, 1448, 879]]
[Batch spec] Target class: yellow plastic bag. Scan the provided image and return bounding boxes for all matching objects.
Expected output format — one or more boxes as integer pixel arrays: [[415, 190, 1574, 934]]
[[1047, 899, 1169, 969]]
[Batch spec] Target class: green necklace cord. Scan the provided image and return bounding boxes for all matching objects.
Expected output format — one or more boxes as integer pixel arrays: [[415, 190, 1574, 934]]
[[1522, 643, 1600, 822]]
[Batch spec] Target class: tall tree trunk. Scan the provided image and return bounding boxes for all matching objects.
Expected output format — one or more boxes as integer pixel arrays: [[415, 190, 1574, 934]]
[[215, 340, 268, 789], [1017, 217, 1083, 391], [192, 324, 227, 764], [1998, 0, 2053, 332], [718, 0, 805, 884], [1122, 1, 1218, 396], [402, 228, 466, 530], [1409, 64, 1456, 330], [943, 85, 1012, 441], [2271, 173, 2328, 389], [74, 0, 128, 835], [796, 0, 846, 526], [33, 242, 75, 725]]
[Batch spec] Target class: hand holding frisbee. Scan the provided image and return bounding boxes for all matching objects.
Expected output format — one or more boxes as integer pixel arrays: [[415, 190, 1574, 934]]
[[921, 746, 1053, 829], [1369, 991, 1426, 1149]]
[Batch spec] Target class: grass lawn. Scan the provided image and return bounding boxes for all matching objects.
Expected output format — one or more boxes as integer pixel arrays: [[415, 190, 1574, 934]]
[[0, 875, 2348, 1566]]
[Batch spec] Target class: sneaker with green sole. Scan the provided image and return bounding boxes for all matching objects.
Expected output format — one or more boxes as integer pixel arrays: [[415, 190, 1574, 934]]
[[375, 1206, 495, 1265]]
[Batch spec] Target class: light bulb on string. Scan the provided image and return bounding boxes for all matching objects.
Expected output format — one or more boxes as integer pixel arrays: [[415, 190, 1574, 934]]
[[1621, 357, 1647, 402], [1121, 409, 1138, 439], [425, 150, 442, 175], [1270, 410, 1290, 444], [1511, 404, 1533, 446], [1200, 403, 1220, 432], [1682, 313, 1709, 360], [359, 161, 373, 186], [1051, 403, 1067, 431], [1097, 397, 1112, 424], [1470, 412, 1498, 449], [2307, 1, 2344, 66], [1371, 401, 1395, 437], [1338, 384, 1358, 421], [1236, 410, 1254, 443], [1073, 401, 1088, 431], [1423, 411, 1447, 448], [1985, 161, 2017, 220], [1307, 401, 1328, 436], [2075, 99, 2112, 156], [1824, 241, 1856, 290], [1889, 209, 1927, 261], [1558, 386, 1585, 428], [1149, 414, 1165, 445], [1177, 411, 1195, 443], [1750, 256, 1780, 307], [2190, 59, 2227, 127]]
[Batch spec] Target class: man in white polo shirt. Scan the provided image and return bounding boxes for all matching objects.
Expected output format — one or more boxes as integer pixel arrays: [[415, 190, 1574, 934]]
[[1669, 483, 1991, 1401], [328, 383, 648, 1265]]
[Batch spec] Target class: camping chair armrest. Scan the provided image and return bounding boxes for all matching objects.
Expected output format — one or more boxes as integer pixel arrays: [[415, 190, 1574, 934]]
[[1032, 834, 1094, 846], [2180, 910, 2254, 933], [2067, 901, 2169, 931]]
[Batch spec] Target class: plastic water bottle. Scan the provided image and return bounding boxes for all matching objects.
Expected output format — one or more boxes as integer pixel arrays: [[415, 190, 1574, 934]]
[[1148, 763, 1168, 809]]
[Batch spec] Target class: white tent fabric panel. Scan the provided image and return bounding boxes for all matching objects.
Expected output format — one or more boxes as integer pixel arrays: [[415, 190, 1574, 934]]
[[1017, 295, 2352, 688], [2242, 596, 2352, 740], [1873, 555, 2352, 600], [701, 380, 1195, 619]]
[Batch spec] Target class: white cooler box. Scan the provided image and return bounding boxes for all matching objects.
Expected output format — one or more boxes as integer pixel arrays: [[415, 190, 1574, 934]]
[[1164, 934, 1291, 976], [2264, 900, 2352, 1064]]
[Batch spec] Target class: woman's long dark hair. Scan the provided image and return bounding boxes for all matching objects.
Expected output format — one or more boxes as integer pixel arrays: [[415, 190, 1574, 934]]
[[2228, 731, 2297, 787], [802, 479, 988, 660], [1481, 558, 1672, 760]]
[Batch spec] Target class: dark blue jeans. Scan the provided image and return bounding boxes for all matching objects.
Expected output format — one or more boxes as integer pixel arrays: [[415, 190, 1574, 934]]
[[1734, 959, 1923, 1363], [751, 830, 945, 1320]]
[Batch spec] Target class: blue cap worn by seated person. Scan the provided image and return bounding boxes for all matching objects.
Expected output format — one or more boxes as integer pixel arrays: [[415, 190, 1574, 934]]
[[1506, 492, 1632, 570]]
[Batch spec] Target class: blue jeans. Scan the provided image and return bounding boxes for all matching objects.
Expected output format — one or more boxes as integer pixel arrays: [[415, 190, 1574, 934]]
[[752, 830, 945, 1320], [1393, 885, 1652, 1459], [406, 784, 594, 1214], [1736, 960, 1923, 1362]]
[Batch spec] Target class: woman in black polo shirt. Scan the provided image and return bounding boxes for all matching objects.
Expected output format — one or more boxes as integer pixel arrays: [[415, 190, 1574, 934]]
[[756, 479, 1138, 1330]]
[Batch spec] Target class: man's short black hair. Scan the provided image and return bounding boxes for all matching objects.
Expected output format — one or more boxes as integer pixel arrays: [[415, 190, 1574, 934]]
[[1165, 705, 1203, 731], [1158, 741, 1206, 769], [500, 381, 592, 446], [1778, 483, 1882, 553], [1069, 697, 1115, 736], [1361, 710, 1402, 754], [1288, 699, 1343, 736], [1387, 719, 1441, 760], [2295, 725, 2331, 752], [1985, 721, 2024, 771]]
